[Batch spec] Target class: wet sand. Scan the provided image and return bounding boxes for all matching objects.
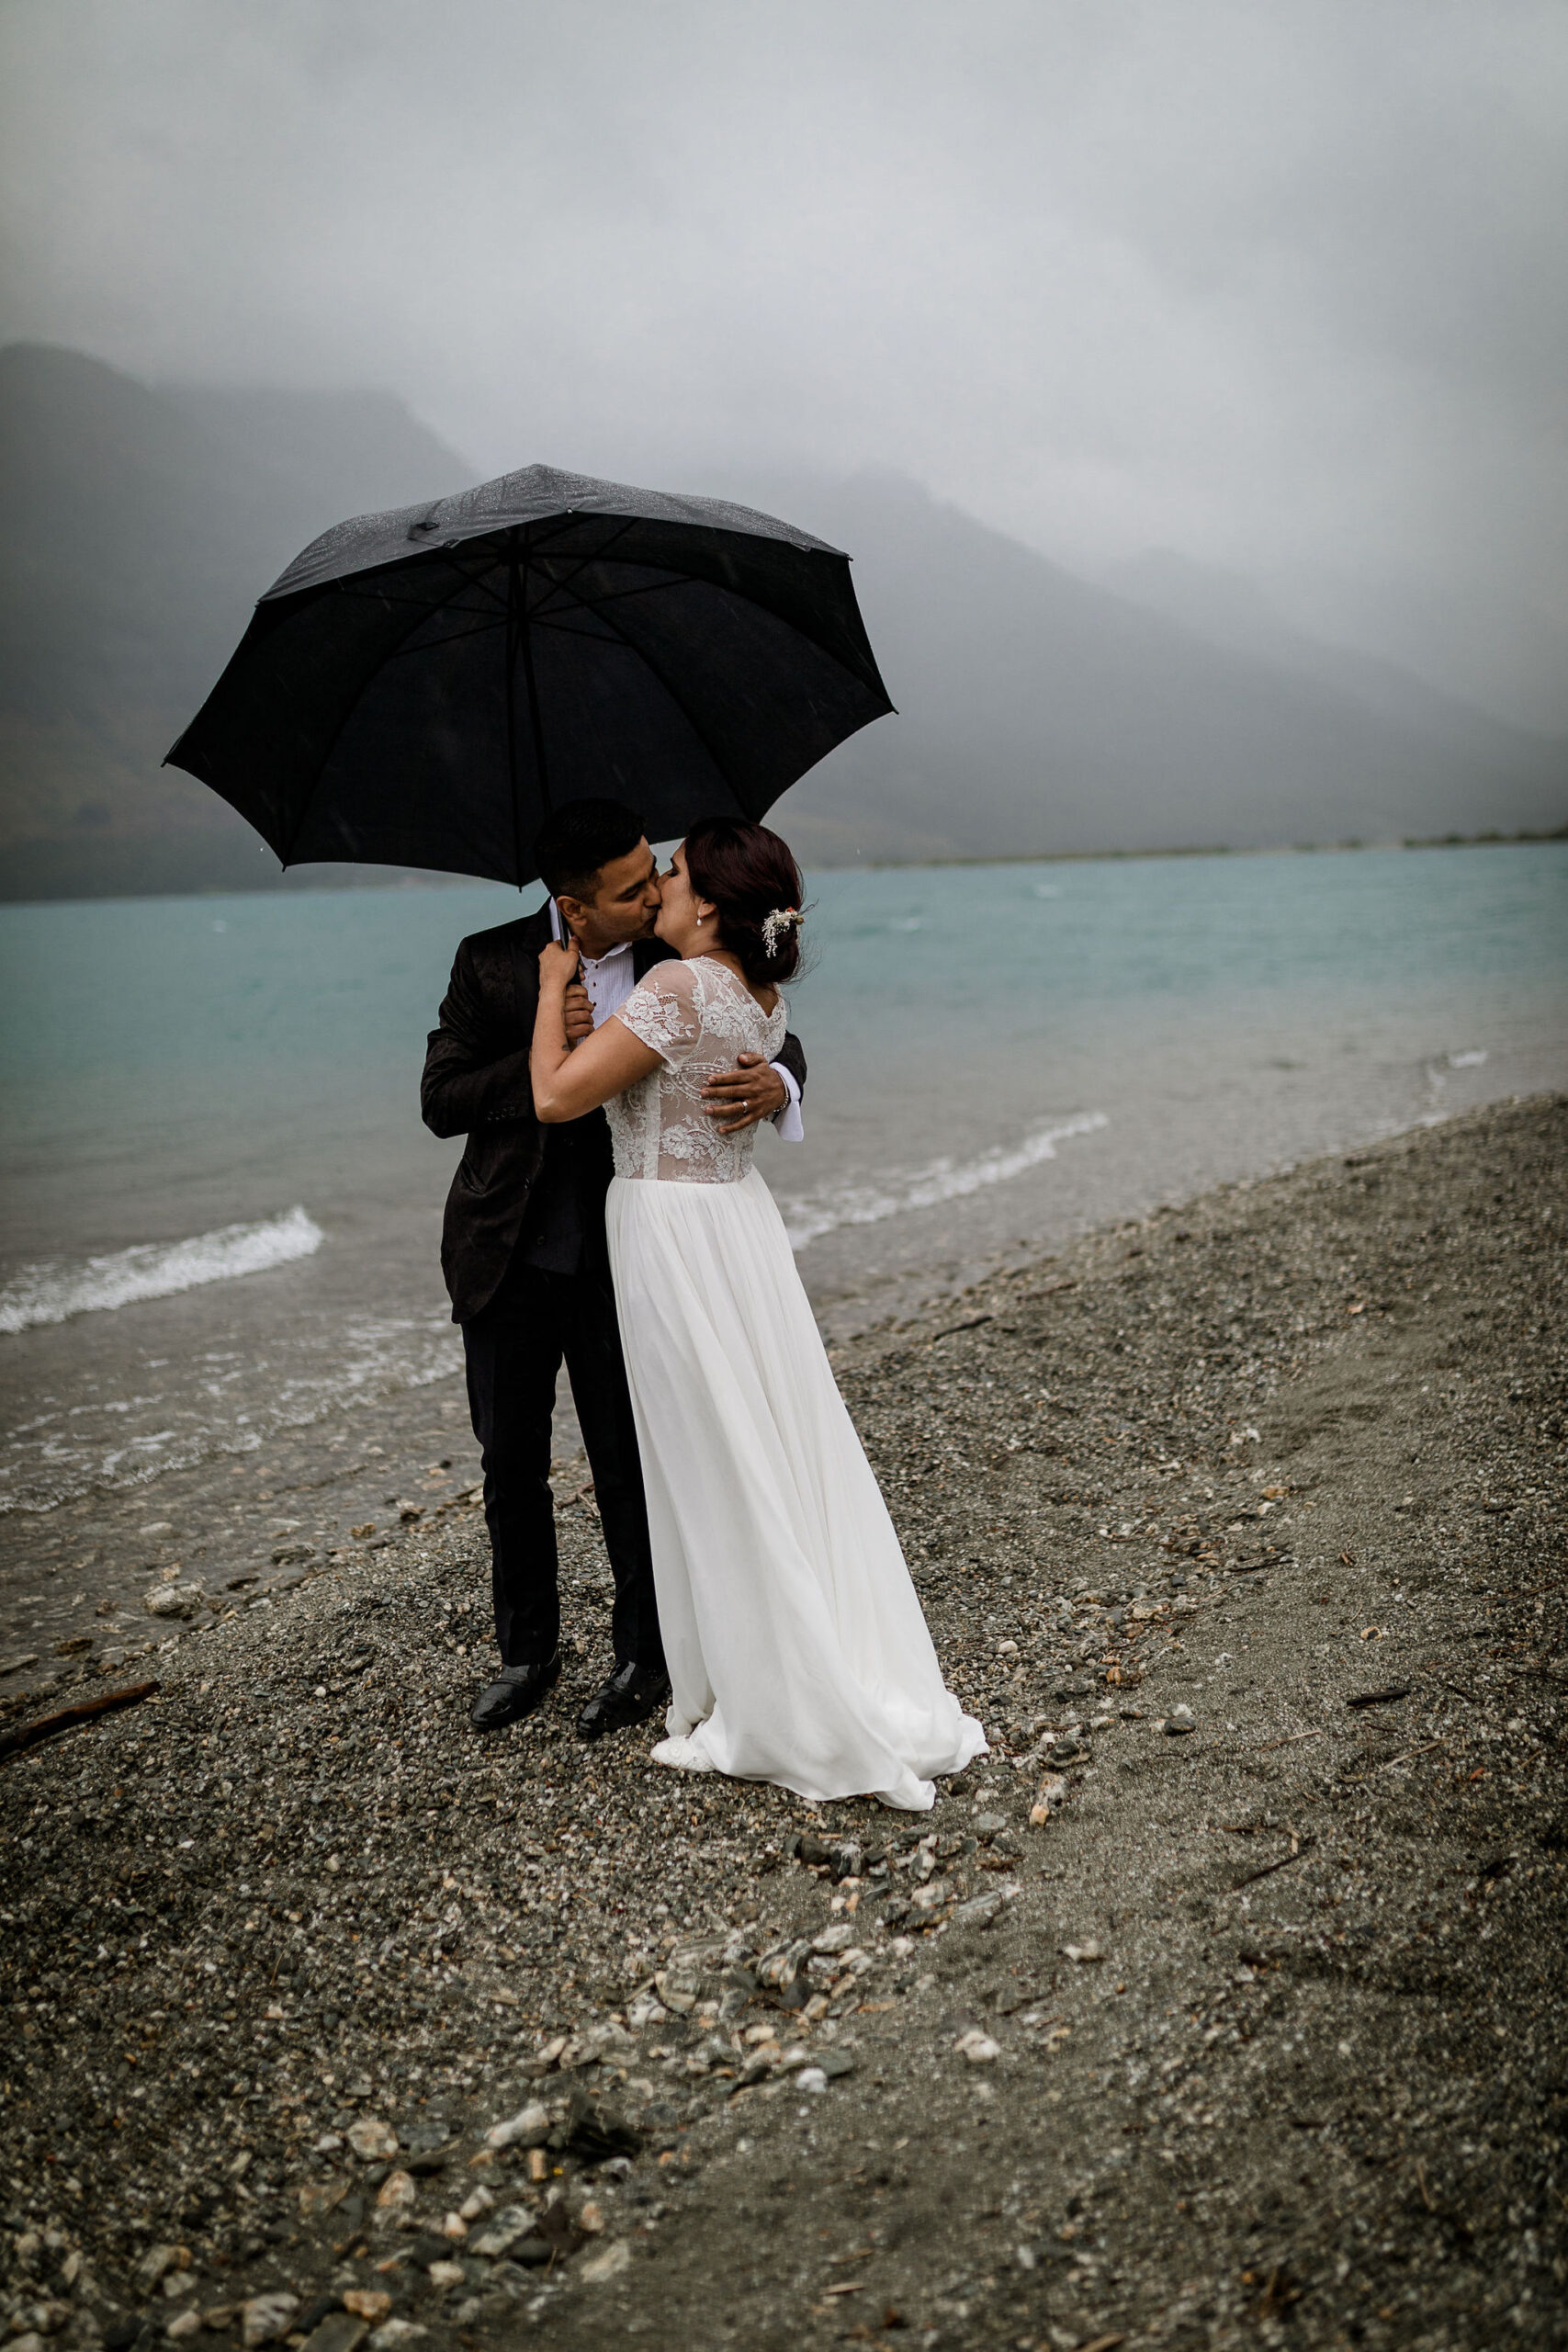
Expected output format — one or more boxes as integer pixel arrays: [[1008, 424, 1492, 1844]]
[[1, 1094, 1564, 2352]]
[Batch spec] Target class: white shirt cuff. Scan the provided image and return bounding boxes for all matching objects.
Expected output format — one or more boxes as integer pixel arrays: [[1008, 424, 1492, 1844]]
[[770, 1062, 805, 1142]]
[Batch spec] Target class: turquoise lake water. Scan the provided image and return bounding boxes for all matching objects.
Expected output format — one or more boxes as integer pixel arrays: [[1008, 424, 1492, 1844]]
[[1, 842, 1563, 1510]]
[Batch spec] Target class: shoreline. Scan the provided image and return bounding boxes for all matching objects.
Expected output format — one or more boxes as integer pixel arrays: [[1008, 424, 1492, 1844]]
[[0, 1085, 1557, 1702], [0, 1074, 1545, 1687], [2, 1095, 1563, 2351], [4, 824, 1562, 910]]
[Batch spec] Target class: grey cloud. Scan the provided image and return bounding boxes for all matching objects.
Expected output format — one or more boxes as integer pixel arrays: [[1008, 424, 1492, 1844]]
[[1, 0, 1563, 720]]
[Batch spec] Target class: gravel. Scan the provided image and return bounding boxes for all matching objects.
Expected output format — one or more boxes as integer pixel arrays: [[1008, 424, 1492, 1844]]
[[3, 1093, 1564, 2351]]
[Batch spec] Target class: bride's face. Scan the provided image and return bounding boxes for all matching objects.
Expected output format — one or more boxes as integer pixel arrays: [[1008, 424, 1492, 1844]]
[[655, 842, 715, 956]]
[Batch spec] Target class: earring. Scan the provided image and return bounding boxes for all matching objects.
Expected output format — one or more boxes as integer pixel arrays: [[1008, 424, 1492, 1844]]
[[697, 912, 705, 925]]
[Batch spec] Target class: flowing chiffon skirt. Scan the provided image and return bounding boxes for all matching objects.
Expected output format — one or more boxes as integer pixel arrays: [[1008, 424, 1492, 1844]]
[[605, 1165, 986, 1811]]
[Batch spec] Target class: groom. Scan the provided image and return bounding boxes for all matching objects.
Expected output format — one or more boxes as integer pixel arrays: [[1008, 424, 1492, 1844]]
[[422, 798, 807, 1742]]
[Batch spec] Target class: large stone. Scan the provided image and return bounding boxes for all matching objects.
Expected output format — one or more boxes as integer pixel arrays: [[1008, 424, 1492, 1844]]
[[652, 1965, 700, 2013], [810, 1923, 856, 1956], [135, 2246, 189, 2293], [755, 1938, 813, 1991], [561, 2086, 642, 2161], [483, 2101, 549, 2151], [297, 2178, 349, 2219], [467, 2207, 536, 2259], [346, 2118, 399, 2161], [340, 2293, 391, 2324], [955, 2030, 1001, 2064], [300, 2319, 367, 2352], [143, 1586, 203, 1622], [579, 2240, 632, 2285], [240, 2295, 299, 2349]]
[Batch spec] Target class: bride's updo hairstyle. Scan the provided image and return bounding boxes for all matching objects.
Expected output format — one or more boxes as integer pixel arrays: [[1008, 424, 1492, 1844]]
[[683, 819, 807, 986]]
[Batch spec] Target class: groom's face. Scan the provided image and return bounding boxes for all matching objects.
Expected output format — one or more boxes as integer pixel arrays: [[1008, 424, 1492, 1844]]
[[558, 839, 662, 956]]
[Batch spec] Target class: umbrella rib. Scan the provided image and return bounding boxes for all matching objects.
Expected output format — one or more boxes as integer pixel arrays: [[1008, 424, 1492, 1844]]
[[519, 525, 874, 684], [333, 567, 511, 617], [527, 560, 874, 683], [514, 521, 647, 624], [524, 571, 687, 624], [275, 580, 479, 866], [382, 616, 509, 659], [581, 600, 748, 808]]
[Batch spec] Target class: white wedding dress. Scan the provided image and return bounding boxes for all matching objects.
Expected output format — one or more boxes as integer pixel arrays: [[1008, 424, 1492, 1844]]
[[604, 956, 986, 1812]]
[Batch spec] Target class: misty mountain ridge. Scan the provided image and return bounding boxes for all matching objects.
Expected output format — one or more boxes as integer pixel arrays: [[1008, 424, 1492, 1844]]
[[1100, 546, 1543, 754], [734, 466, 1564, 865], [0, 345, 1561, 899]]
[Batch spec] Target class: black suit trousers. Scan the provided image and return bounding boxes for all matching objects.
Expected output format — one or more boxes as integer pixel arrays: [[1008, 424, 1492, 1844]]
[[461, 1256, 661, 1675]]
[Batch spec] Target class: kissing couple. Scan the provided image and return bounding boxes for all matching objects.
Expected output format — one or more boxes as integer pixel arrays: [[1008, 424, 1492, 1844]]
[[423, 799, 984, 1810]]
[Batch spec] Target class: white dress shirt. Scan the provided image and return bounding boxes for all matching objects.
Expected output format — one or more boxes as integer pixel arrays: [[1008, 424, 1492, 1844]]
[[551, 905, 803, 1140]]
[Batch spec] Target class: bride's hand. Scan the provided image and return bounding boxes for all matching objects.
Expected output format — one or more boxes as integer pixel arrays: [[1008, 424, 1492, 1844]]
[[537, 938, 581, 994]]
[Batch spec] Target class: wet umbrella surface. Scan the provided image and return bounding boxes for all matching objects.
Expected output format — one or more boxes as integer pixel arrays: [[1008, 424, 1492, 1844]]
[[167, 463, 893, 883]]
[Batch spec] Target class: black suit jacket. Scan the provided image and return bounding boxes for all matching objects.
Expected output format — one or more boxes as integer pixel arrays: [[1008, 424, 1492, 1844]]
[[422, 907, 807, 1322]]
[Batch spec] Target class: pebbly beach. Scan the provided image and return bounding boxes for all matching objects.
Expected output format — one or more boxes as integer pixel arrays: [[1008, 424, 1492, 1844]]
[[2, 1093, 1564, 2352]]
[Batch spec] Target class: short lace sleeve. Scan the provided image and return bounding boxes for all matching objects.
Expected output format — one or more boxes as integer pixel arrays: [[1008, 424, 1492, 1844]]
[[613, 960, 703, 1069]]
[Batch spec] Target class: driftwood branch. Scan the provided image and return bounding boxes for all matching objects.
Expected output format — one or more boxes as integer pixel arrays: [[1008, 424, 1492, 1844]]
[[0, 1680, 160, 1763]]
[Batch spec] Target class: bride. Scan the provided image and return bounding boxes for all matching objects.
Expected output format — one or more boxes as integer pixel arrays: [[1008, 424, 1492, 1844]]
[[530, 817, 985, 1811]]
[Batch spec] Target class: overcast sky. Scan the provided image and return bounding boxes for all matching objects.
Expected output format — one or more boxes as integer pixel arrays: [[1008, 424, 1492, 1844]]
[[2, 0, 1564, 722]]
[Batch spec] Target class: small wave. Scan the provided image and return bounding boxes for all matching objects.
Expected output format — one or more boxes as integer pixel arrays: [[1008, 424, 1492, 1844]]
[[0, 1207, 324, 1335], [0, 1307, 461, 1513], [1448, 1049, 1487, 1069], [783, 1112, 1109, 1250]]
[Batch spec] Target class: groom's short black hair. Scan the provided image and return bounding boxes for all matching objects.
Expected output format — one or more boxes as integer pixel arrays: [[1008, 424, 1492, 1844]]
[[535, 798, 647, 902]]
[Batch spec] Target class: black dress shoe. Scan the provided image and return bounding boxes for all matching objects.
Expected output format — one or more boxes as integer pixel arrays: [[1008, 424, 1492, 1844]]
[[470, 1652, 561, 1733], [577, 1660, 671, 1743]]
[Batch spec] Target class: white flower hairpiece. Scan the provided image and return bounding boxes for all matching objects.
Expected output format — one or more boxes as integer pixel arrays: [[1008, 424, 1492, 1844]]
[[761, 906, 806, 956]]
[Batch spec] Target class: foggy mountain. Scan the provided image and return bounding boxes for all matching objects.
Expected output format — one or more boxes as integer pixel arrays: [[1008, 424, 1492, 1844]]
[[1, 345, 1561, 899], [766, 473, 1566, 865], [1100, 549, 1546, 754], [0, 345, 473, 897]]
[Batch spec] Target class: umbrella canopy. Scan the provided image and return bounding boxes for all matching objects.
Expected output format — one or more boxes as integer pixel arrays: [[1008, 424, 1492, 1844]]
[[166, 463, 893, 885]]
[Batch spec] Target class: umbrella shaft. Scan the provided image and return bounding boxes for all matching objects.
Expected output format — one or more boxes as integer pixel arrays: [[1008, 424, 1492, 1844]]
[[505, 544, 551, 879]]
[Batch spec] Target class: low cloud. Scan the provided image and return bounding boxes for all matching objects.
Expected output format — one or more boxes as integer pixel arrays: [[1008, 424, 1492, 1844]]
[[2, 0, 1564, 719]]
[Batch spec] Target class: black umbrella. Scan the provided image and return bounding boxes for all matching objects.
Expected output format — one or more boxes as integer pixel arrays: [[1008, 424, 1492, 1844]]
[[166, 463, 892, 885]]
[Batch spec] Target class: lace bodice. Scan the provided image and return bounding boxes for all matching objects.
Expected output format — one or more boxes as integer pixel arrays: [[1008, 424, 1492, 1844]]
[[607, 957, 787, 1183]]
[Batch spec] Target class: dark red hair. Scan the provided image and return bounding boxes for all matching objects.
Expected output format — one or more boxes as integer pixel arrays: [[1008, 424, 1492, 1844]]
[[683, 819, 806, 985]]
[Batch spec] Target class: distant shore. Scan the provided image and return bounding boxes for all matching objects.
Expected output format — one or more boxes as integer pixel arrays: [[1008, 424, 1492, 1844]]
[[3, 821, 1563, 908], [852, 821, 1568, 873]]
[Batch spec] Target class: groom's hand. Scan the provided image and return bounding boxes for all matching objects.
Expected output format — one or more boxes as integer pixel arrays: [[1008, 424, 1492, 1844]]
[[563, 981, 594, 1043], [702, 1051, 786, 1135]]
